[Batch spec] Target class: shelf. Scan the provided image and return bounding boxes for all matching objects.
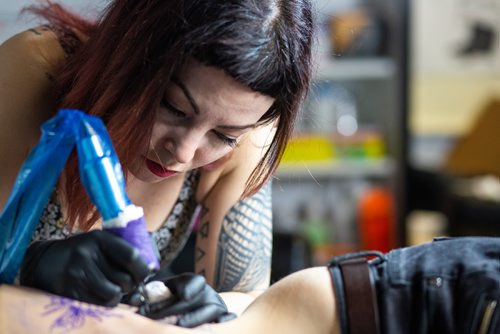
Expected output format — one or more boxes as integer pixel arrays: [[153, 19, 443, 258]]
[[314, 57, 396, 81], [275, 158, 395, 180]]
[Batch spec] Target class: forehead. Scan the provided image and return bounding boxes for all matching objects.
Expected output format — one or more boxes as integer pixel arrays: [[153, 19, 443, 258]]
[[174, 59, 274, 121]]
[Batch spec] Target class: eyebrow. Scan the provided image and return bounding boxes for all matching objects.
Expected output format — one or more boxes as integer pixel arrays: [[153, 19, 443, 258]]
[[217, 123, 257, 131], [171, 76, 258, 131]]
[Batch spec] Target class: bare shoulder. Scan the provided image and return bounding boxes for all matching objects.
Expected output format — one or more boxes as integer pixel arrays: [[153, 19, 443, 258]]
[[1, 26, 65, 72], [0, 26, 65, 210], [0, 25, 65, 128], [0, 26, 65, 112]]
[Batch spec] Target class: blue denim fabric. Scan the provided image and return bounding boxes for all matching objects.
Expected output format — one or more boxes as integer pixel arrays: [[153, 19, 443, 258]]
[[329, 237, 500, 334]]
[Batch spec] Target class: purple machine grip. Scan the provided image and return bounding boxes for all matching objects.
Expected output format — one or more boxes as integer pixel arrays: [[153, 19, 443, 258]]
[[105, 216, 160, 270]]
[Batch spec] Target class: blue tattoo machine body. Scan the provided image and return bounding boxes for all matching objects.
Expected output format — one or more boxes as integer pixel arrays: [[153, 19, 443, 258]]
[[78, 121, 130, 221], [0, 109, 158, 284], [78, 115, 160, 271]]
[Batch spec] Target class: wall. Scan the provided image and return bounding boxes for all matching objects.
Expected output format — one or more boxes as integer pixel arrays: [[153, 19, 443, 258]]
[[0, 1, 108, 43], [410, 0, 500, 136]]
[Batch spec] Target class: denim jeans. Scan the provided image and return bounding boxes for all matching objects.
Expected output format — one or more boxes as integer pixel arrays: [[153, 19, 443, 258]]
[[329, 237, 500, 334]]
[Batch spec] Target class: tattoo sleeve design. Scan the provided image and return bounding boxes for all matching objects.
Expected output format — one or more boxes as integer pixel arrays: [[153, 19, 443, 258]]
[[199, 206, 210, 239], [42, 297, 120, 333], [215, 181, 273, 292], [196, 247, 206, 262]]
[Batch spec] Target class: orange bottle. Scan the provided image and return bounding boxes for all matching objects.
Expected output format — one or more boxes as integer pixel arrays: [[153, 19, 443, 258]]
[[358, 187, 395, 253]]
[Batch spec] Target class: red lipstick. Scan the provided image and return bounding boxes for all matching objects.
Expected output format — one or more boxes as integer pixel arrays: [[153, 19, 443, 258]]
[[145, 159, 177, 178]]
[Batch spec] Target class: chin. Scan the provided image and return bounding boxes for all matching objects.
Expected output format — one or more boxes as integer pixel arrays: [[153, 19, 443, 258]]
[[127, 166, 162, 183]]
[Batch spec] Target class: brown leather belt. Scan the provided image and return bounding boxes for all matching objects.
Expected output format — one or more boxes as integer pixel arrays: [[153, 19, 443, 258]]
[[339, 258, 380, 334]]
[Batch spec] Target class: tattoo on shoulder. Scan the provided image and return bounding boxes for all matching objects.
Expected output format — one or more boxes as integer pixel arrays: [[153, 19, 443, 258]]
[[28, 26, 51, 36], [28, 28, 42, 36], [42, 296, 121, 332], [215, 182, 273, 292]]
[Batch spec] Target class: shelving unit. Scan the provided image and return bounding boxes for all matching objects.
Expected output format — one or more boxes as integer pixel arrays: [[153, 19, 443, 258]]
[[276, 158, 395, 180], [271, 0, 406, 276], [315, 57, 396, 81]]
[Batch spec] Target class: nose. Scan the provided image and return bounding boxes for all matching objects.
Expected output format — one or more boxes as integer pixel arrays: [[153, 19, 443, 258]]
[[164, 132, 201, 164]]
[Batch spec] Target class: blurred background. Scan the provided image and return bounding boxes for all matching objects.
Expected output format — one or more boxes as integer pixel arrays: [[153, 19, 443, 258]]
[[2, 0, 500, 282], [273, 0, 500, 281]]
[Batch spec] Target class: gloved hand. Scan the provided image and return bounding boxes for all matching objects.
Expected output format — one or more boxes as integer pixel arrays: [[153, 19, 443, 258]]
[[19, 230, 151, 306], [132, 273, 236, 328]]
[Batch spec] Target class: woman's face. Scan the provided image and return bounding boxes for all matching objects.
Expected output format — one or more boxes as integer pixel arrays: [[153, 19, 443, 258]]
[[131, 59, 275, 182]]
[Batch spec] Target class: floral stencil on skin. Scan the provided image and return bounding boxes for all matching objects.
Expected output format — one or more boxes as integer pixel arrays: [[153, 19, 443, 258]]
[[42, 297, 121, 333]]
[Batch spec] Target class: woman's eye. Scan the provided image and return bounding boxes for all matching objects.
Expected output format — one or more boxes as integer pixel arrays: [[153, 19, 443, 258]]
[[214, 131, 238, 148], [162, 99, 186, 118]]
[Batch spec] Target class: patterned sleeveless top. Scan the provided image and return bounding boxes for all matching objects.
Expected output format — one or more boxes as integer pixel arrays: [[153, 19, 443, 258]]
[[32, 171, 201, 267]]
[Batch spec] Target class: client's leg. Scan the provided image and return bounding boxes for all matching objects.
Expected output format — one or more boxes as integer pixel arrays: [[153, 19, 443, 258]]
[[220, 267, 340, 334], [0, 267, 341, 334]]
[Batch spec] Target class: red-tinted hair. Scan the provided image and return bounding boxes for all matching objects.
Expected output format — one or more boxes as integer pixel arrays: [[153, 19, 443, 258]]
[[26, 0, 314, 231]]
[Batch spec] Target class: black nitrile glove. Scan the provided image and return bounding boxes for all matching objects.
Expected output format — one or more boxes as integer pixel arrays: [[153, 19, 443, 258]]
[[19, 230, 151, 306], [135, 273, 236, 328]]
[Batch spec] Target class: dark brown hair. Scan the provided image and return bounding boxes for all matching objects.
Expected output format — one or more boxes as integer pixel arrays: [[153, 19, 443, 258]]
[[27, 0, 314, 230]]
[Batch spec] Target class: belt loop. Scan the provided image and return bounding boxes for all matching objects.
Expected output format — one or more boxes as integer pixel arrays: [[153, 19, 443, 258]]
[[339, 258, 381, 334]]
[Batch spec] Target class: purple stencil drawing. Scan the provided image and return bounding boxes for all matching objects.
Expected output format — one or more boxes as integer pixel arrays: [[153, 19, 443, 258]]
[[42, 297, 121, 333]]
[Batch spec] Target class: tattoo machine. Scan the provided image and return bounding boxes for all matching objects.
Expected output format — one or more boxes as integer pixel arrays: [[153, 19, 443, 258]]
[[0, 109, 158, 285], [77, 112, 160, 272]]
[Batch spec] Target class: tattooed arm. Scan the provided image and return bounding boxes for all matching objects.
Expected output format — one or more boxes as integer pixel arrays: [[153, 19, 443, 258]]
[[195, 126, 275, 314], [196, 182, 273, 314], [214, 181, 272, 293]]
